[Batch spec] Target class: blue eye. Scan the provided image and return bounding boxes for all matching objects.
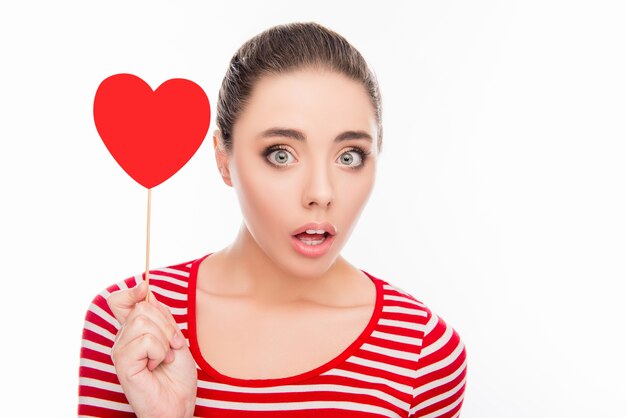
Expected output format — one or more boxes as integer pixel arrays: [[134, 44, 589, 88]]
[[339, 147, 370, 170], [265, 146, 296, 166], [263, 145, 371, 169]]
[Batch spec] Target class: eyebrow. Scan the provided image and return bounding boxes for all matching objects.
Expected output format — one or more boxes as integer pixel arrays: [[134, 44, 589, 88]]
[[257, 127, 373, 143]]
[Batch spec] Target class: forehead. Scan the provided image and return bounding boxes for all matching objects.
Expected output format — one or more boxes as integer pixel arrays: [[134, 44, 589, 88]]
[[233, 68, 377, 139]]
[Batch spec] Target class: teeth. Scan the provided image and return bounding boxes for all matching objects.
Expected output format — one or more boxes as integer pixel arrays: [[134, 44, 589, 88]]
[[295, 228, 330, 246], [300, 237, 326, 245]]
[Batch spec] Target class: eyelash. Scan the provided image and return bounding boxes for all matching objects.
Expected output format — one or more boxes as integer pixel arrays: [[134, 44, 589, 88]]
[[263, 145, 371, 170]]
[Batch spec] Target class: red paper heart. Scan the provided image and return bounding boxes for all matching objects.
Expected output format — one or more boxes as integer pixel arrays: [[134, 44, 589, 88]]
[[94, 73, 211, 189]]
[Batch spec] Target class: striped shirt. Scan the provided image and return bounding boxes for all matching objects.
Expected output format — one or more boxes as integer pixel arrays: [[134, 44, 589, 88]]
[[78, 252, 467, 417]]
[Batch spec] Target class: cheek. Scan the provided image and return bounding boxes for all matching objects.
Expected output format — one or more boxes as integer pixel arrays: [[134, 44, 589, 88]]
[[234, 159, 292, 230], [243, 177, 286, 216], [337, 170, 375, 222]]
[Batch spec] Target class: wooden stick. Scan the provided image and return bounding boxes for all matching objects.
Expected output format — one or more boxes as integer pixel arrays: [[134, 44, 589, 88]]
[[145, 187, 151, 302]]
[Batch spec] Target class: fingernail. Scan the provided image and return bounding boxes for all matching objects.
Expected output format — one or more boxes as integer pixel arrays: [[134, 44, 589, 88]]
[[173, 332, 184, 348]]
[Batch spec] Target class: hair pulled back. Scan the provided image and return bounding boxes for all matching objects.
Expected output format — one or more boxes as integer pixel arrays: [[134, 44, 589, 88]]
[[215, 22, 383, 154]]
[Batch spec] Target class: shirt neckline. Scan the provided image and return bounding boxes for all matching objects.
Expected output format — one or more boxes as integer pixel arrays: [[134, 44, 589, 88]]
[[187, 252, 384, 387]]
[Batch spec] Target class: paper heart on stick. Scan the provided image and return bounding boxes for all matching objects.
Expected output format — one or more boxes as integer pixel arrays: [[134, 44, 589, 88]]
[[94, 73, 211, 189]]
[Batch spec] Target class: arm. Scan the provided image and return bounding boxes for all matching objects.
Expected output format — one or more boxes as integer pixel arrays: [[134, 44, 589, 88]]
[[78, 278, 137, 417], [409, 310, 467, 418]]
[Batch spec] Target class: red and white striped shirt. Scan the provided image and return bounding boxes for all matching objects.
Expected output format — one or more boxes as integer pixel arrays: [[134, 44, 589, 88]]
[[78, 253, 467, 417]]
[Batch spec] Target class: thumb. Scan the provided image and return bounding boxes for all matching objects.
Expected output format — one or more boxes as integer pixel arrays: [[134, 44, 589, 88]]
[[106, 280, 148, 325]]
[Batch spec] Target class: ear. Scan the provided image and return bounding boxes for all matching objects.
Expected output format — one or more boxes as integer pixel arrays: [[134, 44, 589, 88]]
[[213, 129, 233, 187]]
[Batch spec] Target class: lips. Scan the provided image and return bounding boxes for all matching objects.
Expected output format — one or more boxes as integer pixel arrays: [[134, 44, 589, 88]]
[[290, 230, 336, 257], [290, 221, 337, 237], [294, 231, 327, 240]]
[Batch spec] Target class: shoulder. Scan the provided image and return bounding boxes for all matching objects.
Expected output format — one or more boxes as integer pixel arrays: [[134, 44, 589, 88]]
[[81, 255, 200, 331], [371, 274, 433, 338], [140, 257, 197, 307], [370, 275, 467, 414], [378, 277, 467, 416], [374, 275, 465, 355], [375, 277, 460, 340]]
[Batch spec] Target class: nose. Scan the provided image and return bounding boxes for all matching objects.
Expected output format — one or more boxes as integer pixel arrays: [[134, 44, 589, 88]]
[[302, 162, 334, 209]]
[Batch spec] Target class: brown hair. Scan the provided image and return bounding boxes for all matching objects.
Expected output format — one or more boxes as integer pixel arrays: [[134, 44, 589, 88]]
[[215, 22, 383, 154]]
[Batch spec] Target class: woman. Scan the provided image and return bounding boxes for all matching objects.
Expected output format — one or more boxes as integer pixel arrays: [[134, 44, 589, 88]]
[[78, 22, 467, 417]]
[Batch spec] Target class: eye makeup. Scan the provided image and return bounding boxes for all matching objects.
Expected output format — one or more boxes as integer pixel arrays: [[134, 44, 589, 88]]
[[262, 144, 371, 170]]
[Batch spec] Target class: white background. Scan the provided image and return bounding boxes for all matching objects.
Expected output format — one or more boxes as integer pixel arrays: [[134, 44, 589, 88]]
[[1, 1, 625, 416]]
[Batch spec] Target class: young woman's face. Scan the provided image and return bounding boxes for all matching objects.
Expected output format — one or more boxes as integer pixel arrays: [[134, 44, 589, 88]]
[[222, 68, 378, 278]]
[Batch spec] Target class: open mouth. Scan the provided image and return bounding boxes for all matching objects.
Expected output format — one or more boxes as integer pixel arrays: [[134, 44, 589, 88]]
[[293, 231, 330, 246]]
